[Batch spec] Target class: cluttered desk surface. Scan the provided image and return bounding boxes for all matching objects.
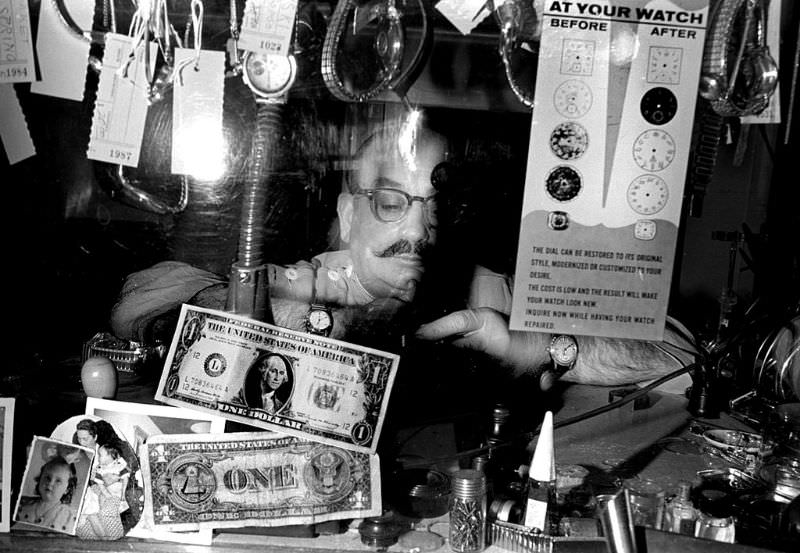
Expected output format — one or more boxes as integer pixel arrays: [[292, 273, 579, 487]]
[[4, 377, 795, 553]]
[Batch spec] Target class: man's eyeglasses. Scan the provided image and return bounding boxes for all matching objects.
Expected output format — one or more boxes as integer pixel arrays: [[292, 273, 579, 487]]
[[353, 187, 438, 227]]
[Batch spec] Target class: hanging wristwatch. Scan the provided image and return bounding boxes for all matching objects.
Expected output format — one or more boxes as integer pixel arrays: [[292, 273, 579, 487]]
[[540, 335, 578, 390], [305, 262, 333, 337], [242, 50, 297, 100]]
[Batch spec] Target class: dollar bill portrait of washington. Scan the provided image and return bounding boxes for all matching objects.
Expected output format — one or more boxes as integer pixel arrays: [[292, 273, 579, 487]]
[[243, 352, 295, 415]]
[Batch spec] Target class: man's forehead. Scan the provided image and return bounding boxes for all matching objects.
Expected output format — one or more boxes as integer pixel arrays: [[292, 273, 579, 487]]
[[356, 139, 446, 192]]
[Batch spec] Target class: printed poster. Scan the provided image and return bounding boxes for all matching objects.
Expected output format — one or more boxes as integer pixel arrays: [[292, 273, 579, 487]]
[[510, 0, 709, 340]]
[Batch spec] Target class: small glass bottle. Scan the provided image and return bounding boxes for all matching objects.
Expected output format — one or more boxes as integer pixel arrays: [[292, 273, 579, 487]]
[[483, 404, 512, 488], [449, 469, 487, 553], [663, 481, 697, 535]]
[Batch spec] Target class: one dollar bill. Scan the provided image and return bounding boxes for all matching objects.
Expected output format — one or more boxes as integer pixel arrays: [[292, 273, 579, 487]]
[[155, 305, 399, 454], [141, 432, 381, 531]]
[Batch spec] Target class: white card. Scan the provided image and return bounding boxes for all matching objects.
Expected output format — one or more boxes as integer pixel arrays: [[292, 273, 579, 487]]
[[435, 0, 490, 36], [238, 0, 297, 55], [87, 33, 156, 167], [171, 48, 226, 178], [0, 398, 15, 533], [0, 84, 35, 163], [30, 0, 92, 100], [0, 0, 36, 83]]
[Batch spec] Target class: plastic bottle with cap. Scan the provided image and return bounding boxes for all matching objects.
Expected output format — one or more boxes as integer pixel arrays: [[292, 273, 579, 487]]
[[521, 410, 556, 533]]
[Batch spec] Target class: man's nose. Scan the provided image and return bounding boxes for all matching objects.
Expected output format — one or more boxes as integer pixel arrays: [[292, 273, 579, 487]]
[[400, 201, 432, 242]]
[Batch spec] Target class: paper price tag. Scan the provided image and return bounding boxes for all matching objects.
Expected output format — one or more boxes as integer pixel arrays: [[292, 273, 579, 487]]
[[435, 0, 491, 36], [0, 0, 36, 83], [171, 48, 226, 178], [238, 0, 297, 55], [0, 83, 35, 163], [30, 0, 92, 100], [87, 34, 155, 167]]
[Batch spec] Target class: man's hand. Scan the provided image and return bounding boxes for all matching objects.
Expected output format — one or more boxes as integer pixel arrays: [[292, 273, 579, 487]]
[[415, 307, 549, 371]]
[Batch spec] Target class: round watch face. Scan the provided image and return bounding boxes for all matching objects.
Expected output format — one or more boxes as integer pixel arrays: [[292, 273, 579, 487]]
[[243, 52, 297, 98], [545, 165, 582, 202], [640, 87, 678, 125], [550, 335, 578, 365], [550, 122, 589, 160], [633, 129, 676, 172], [627, 175, 669, 215], [554, 80, 593, 118], [308, 309, 332, 331]]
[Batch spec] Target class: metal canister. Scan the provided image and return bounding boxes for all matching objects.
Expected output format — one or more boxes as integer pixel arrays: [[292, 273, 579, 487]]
[[449, 469, 487, 553]]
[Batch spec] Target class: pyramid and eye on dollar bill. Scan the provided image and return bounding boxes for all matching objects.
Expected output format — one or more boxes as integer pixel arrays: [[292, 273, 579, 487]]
[[139, 432, 382, 531], [131, 304, 394, 530]]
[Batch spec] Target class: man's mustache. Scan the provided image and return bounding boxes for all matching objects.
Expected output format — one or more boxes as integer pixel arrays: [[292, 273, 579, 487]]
[[377, 239, 431, 258]]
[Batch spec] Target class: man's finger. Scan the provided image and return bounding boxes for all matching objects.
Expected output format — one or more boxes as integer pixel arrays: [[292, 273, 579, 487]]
[[415, 310, 483, 340]]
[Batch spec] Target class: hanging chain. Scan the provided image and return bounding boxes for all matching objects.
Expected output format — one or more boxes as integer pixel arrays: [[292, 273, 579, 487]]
[[321, 0, 404, 102]]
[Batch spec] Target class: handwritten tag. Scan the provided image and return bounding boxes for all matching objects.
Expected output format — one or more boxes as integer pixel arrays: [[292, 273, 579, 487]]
[[30, 0, 92, 100], [435, 0, 490, 36], [238, 0, 297, 55], [0, 0, 35, 83], [171, 48, 225, 178], [0, 83, 35, 163], [87, 33, 155, 167]]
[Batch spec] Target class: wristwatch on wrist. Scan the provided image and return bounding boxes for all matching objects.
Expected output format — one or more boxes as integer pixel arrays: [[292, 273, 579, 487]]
[[306, 303, 333, 337], [304, 262, 333, 337], [540, 334, 578, 390]]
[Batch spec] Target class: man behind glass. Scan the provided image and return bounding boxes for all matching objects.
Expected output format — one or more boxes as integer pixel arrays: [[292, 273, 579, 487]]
[[110, 116, 696, 388]]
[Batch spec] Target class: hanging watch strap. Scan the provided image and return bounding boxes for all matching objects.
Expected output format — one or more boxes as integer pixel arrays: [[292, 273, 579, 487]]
[[306, 260, 333, 336], [309, 259, 321, 307]]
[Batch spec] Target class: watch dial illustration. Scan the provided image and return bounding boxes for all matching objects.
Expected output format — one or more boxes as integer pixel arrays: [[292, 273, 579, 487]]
[[554, 80, 593, 118], [627, 175, 669, 215], [545, 166, 582, 202], [640, 87, 678, 125], [561, 39, 596, 76], [550, 122, 589, 160], [633, 129, 676, 171], [547, 211, 570, 230], [647, 46, 683, 84], [634, 219, 657, 241]]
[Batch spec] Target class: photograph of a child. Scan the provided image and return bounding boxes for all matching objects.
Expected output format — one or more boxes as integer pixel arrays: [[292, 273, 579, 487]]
[[13, 436, 93, 535], [51, 414, 143, 540], [80, 443, 129, 533]]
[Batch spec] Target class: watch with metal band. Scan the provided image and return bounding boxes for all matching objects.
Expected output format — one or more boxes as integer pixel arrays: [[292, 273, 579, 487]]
[[540, 334, 578, 390], [82, 332, 166, 374], [701, 0, 778, 117], [305, 262, 333, 337]]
